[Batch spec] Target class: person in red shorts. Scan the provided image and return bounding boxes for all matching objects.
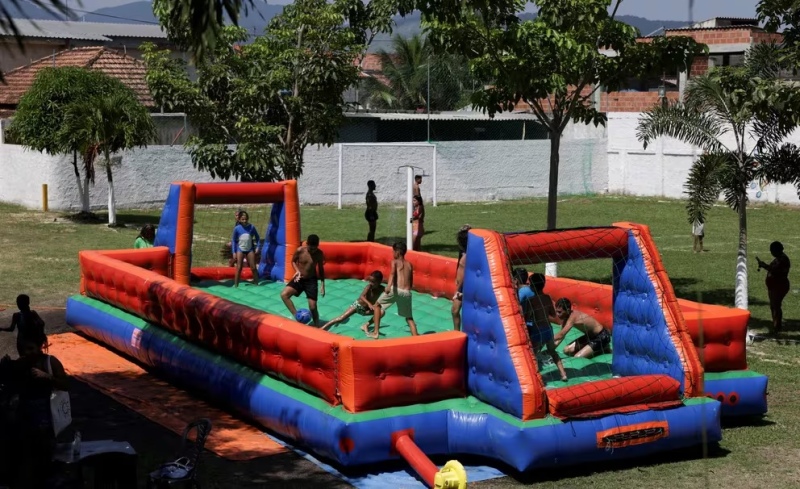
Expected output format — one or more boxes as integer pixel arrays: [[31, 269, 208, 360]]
[[757, 241, 791, 335]]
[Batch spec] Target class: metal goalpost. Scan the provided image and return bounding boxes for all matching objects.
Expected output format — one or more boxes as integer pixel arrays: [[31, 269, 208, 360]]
[[337, 142, 437, 251], [337, 142, 438, 210]]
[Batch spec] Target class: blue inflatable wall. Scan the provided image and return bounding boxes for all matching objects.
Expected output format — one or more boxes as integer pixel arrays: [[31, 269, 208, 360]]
[[259, 202, 287, 282], [462, 232, 527, 418], [612, 231, 688, 393], [153, 183, 181, 252]]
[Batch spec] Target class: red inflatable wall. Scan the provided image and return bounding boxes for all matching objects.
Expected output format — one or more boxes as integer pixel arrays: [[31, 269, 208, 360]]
[[80, 250, 340, 404], [79, 244, 467, 412]]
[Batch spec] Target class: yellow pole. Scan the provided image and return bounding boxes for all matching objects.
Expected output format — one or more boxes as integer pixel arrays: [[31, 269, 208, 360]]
[[42, 184, 48, 212]]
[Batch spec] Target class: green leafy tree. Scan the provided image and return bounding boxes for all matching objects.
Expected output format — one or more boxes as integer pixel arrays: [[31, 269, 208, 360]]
[[59, 85, 156, 226], [415, 0, 704, 234], [758, 0, 800, 67], [144, 0, 396, 182], [362, 34, 477, 111], [637, 43, 800, 311], [8, 67, 131, 213]]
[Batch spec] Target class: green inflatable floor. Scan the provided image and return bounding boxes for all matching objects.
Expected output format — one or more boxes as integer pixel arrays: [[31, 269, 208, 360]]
[[194, 278, 616, 388], [193, 278, 455, 339]]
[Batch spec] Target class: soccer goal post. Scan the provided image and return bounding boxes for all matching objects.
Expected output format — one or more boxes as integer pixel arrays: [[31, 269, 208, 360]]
[[337, 142, 438, 210]]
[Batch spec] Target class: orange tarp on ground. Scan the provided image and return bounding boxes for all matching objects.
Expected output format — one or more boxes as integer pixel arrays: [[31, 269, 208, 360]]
[[47, 332, 287, 461]]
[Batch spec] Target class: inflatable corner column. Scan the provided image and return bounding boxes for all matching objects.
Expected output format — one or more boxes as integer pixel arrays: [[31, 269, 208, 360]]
[[154, 182, 196, 285]]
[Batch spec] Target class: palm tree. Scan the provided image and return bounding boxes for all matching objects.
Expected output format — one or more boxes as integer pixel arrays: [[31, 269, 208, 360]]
[[637, 43, 800, 311], [58, 86, 156, 226], [9, 67, 132, 214], [361, 34, 476, 112]]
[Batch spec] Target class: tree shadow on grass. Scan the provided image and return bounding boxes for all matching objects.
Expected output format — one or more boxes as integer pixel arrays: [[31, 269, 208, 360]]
[[61, 211, 104, 224]]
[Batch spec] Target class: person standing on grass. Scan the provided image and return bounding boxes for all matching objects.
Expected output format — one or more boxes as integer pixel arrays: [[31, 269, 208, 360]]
[[452, 225, 471, 331], [757, 241, 791, 335], [365, 180, 378, 242], [692, 218, 705, 253], [281, 234, 326, 327], [134, 224, 156, 249], [1, 294, 45, 357], [365, 242, 419, 339], [411, 195, 425, 251], [413, 174, 423, 201], [232, 210, 261, 287]]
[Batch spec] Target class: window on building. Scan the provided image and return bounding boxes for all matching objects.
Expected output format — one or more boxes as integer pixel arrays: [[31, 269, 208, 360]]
[[709, 53, 745, 68]]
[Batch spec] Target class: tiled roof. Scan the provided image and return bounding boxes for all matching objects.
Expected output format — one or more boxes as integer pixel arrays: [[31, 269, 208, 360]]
[[0, 46, 154, 107], [665, 25, 765, 32], [0, 19, 167, 41]]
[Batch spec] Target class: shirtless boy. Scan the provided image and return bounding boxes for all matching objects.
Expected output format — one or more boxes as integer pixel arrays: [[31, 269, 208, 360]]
[[281, 234, 326, 327], [321, 271, 384, 331], [518, 271, 568, 382], [553, 298, 611, 359], [413, 175, 422, 200], [451, 225, 471, 331], [365, 242, 419, 339]]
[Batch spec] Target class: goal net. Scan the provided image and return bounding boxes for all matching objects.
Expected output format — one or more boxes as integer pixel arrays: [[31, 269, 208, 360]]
[[461, 225, 704, 421]]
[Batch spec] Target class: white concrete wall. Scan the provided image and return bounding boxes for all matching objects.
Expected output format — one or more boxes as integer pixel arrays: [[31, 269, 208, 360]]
[[0, 144, 222, 210], [4, 113, 800, 211], [301, 138, 609, 206], [607, 112, 800, 206], [1, 138, 610, 210]]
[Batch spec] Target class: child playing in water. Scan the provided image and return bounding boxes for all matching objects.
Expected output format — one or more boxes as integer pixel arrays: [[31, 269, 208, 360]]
[[322, 271, 384, 331]]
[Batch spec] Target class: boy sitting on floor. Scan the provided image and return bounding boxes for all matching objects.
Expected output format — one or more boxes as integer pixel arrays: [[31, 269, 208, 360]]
[[321, 271, 384, 331]]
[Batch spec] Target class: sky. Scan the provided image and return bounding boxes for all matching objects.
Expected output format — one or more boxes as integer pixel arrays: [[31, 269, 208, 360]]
[[72, 0, 761, 22]]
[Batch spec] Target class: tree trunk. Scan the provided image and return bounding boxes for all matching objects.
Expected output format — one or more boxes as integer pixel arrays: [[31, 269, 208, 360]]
[[73, 150, 90, 213], [734, 195, 748, 310], [545, 131, 561, 277], [106, 155, 116, 226]]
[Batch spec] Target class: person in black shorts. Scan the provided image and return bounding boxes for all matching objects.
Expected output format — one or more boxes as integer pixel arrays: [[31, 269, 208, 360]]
[[553, 298, 611, 359], [281, 235, 326, 327], [365, 180, 378, 242]]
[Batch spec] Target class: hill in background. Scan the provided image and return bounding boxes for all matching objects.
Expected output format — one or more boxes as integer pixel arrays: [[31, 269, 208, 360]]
[[3, 0, 689, 48]]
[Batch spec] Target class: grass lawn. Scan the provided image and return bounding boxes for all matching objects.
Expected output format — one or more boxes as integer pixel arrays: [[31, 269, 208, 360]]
[[1, 195, 800, 488]]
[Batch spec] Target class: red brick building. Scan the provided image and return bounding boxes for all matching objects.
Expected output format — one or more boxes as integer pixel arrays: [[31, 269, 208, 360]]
[[603, 17, 783, 113]]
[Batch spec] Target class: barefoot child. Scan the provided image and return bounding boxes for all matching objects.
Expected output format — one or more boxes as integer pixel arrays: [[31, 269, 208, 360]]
[[322, 271, 383, 331], [553, 298, 611, 359], [451, 225, 471, 331], [232, 210, 261, 287], [281, 234, 326, 327], [365, 180, 378, 242], [366, 242, 419, 338], [517, 271, 568, 382]]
